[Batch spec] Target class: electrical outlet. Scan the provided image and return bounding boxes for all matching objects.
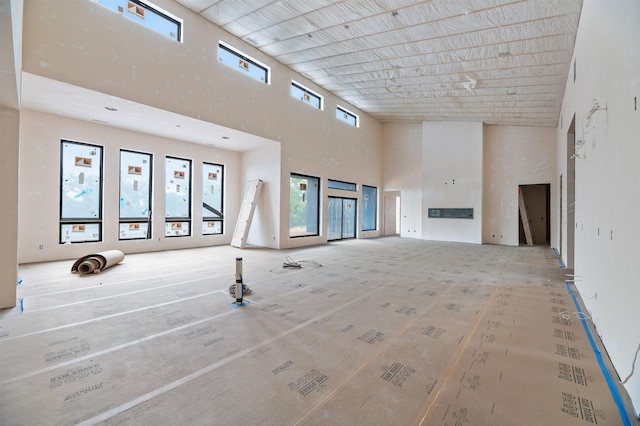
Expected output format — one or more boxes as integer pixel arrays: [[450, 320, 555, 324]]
[[38, 244, 44, 250]]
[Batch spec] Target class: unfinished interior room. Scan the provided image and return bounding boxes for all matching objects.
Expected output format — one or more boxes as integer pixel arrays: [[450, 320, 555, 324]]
[[1, 0, 639, 424]]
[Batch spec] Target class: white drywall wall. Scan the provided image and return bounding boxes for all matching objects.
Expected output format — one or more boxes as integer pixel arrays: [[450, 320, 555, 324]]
[[383, 122, 558, 248], [422, 121, 483, 244], [558, 0, 640, 414], [18, 110, 242, 263], [0, 107, 19, 308], [0, 0, 22, 308], [483, 125, 556, 246], [0, 0, 21, 110], [381, 122, 423, 238], [21, 0, 382, 251], [241, 145, 281, 249]]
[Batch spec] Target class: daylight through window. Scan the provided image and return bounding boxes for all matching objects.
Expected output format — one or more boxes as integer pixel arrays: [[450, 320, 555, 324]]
[[97, 0, 182, 42], [291, 80, 323, 110], [165, 156, 192, 237], [328, 179, 357, 191], [119, 150, 153, 240], [336, 105, 359, 127], [219, 41, 270, 84], [60, 140, 103, 243], [290, 174, 320, 238], [202, 162, 224, 235], [362, 185, 377, 231]]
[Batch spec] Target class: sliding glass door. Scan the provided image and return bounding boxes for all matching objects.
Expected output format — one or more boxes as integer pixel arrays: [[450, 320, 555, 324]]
[[328, 197, 357, 241]]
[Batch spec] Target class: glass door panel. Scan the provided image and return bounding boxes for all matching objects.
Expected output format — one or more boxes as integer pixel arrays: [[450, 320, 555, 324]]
[[328, 197, 357, 241], [327, 197, 342, 241], [342, 199, 356, 239]]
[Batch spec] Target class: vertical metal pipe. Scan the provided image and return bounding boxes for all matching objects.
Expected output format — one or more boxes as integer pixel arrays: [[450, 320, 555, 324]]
[[235, 257, 243, 304]]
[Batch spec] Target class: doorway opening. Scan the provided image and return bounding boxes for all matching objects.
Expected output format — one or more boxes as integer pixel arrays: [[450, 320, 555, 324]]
[[518, 183, 551, 245], [566, 115, 576, 268], [383, 190, 401, 235], [327, 197, 357, 241]]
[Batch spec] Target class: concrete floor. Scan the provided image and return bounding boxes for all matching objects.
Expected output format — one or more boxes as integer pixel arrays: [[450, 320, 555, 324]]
[[1, 237, 636, 425]]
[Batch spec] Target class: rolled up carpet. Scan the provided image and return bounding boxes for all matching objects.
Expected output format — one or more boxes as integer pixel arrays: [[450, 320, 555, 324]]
[[71, 250, 125, 274]]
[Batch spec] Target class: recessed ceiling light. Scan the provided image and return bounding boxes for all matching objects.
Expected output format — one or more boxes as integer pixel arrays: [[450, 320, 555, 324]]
[[105, 106, 118, 111]]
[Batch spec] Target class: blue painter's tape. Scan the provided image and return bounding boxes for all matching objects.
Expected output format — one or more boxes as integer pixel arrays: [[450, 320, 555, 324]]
[[565, 282, 632, 426], [557, 257, 566, 269], [228, 300, 252, 309], [17, 277, 22, 286], [19, 298, 24, 313]]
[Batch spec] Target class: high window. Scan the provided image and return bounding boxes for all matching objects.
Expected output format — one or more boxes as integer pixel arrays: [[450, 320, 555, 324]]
[[97, 0, 182, 42], [337, 105, 359, 127], [290, 174, 320, 238], [165, 156, 192, 237], [328, 179, 356, 191], [202, 162, 224, 235], [362, 185, 378, 231], [291, 80, 323, 110], [219, 41, 270, 84], [119, 150, 152, 240], [60, 140, 103, 243]]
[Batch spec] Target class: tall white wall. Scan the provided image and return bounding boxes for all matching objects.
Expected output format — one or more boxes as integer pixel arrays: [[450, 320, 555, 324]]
[[277, 106, 383, 249], [0, 108, 19, 306], [383, 121, 497, 245], [18, 110, 242, 263], [383, 122, 556, 247], [20, 0, 382, 252], [422, 122, 483, 244], [483, 125, 557, 246], [241, 145, 281, 249], [381, 122, 423, 238], [557, 0, 640, 414], [0, 0, 22, 308]]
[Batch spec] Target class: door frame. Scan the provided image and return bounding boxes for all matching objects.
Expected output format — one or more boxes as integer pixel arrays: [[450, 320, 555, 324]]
[[383, 190, 401, 235], [327, 196, 358, 241]]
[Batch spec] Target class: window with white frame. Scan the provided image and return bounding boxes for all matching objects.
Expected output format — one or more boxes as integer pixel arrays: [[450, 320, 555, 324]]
[[291, 80, 323, 110], [219, 41, 270, 84], [96, 0, 182, 42], [336, 105, 359, 127]]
